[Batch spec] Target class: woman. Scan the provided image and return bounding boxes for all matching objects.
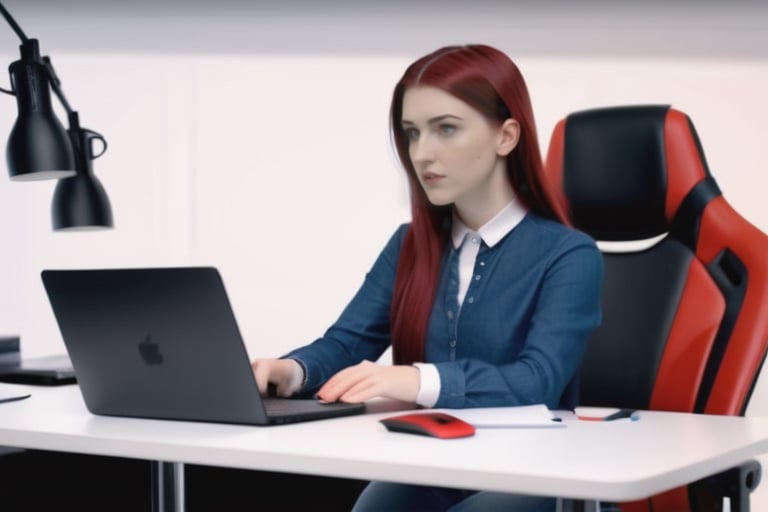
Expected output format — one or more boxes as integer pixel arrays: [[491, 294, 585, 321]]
[[252, 44, 603, 511]]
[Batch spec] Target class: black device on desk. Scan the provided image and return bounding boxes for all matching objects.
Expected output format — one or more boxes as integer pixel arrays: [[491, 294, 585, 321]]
[[0, 354, 76, 385], [0, 336, 76, 385], [40, 267, 365, 426]]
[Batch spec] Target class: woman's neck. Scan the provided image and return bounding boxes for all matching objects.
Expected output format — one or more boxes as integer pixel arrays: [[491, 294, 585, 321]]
[[454, 183, 516, 231]]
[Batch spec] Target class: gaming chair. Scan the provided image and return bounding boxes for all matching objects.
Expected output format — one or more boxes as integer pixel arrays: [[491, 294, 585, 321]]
[[543, 105, 768, 512]]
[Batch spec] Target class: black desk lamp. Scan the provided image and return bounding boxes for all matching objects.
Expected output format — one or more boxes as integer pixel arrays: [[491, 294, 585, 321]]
[[0, 2, 113, 230]]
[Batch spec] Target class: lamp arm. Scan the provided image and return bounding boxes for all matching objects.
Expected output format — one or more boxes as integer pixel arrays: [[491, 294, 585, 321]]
[[41, 56, 73, 116], [0, 2, 25, 95], [0, 2, 74, 118], [42, 58, 108, 162], [0, 2, 28, 43]]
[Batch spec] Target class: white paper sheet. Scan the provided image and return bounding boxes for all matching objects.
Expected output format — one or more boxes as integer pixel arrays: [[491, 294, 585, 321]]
[[434, 404, 565, 428]]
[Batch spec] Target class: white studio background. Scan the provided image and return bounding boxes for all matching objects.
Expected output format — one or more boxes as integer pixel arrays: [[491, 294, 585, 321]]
[[0, 0, 766, 507], [3, 53, 765, 365]]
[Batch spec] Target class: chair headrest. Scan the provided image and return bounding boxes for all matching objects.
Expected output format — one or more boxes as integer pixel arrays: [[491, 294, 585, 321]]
[[545, 105, 714, 241]]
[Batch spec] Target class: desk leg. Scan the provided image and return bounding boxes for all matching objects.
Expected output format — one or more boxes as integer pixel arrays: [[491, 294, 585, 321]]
[[557, 498, 600, 512], [151, 461, 185, 512]]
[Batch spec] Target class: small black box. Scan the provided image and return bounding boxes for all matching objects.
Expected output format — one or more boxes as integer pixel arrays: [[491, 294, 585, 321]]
[[0, 336, 21, 366]]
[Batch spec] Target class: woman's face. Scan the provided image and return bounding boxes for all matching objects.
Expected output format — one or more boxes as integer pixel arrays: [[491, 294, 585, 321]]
[[401, 86, 517, 218]]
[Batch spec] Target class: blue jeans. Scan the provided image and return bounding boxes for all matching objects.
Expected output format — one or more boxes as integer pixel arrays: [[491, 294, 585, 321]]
[[352, 482, 556, 511]]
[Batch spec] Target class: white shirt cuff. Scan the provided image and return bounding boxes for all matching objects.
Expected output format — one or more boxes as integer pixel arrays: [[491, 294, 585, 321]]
[[413, 362, 440, 408], [285, 358, 306, 394]]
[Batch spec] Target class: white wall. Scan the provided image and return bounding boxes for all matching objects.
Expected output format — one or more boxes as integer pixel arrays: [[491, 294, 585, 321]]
[[0, 0, 766, 506]]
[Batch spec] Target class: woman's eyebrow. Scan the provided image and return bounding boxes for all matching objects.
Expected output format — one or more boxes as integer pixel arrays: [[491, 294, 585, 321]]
[[401, 114, 464, 126]]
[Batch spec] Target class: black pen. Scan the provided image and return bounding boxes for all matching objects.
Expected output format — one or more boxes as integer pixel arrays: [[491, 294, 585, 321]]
[[578, 408, 639, 422], [604, 408, 639, 421]]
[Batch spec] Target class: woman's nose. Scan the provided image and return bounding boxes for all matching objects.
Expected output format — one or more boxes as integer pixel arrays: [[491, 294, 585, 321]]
[[410, 136, 435, 163]]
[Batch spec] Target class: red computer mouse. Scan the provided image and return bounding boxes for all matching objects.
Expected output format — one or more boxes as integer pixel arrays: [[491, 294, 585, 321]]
[[379, 412, 476, 439]]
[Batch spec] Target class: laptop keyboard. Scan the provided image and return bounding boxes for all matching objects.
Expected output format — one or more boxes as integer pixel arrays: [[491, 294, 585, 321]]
[[264, 398, 330, 415], [264, 397, 360, 416]]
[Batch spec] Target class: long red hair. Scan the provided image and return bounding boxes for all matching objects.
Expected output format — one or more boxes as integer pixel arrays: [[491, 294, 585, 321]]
[[389, 44, 567, 364]]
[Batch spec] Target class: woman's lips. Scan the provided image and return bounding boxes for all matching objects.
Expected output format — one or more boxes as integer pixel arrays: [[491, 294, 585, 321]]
[[421, 171, 444, 184]]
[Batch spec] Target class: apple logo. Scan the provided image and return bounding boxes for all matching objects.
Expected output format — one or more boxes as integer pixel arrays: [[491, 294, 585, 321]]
[[138, 334, 164, 365]]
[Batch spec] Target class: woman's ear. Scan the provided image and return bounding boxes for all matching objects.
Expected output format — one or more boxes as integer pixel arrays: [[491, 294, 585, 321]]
[[497, 119, 520, 157]]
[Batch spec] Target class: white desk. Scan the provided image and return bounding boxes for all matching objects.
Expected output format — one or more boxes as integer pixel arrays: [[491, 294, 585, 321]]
[[1, 383, 768, 511]]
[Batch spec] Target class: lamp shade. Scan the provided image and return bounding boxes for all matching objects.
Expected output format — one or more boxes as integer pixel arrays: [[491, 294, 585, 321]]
[[51, 172, 113, 230], [7, 112, 76, 181], [51, 121, 113, 230], [6, 39, 76, 181]]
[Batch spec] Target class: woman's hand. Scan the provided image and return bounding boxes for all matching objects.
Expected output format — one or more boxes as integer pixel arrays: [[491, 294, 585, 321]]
[[317, 360, 420, 404], [251, 358, 302, 397]]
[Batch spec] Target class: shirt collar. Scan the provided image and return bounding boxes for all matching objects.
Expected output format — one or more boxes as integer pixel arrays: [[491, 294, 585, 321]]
[[451, 199, 528, 249]]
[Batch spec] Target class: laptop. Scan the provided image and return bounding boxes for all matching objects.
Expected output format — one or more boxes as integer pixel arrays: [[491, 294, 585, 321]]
[[40, 267, 365, 425]]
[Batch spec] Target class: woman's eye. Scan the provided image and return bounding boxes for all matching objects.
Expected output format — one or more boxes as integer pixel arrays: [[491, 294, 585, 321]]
[[403, 127, 419, 141], [438, 124, 457, 136]]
